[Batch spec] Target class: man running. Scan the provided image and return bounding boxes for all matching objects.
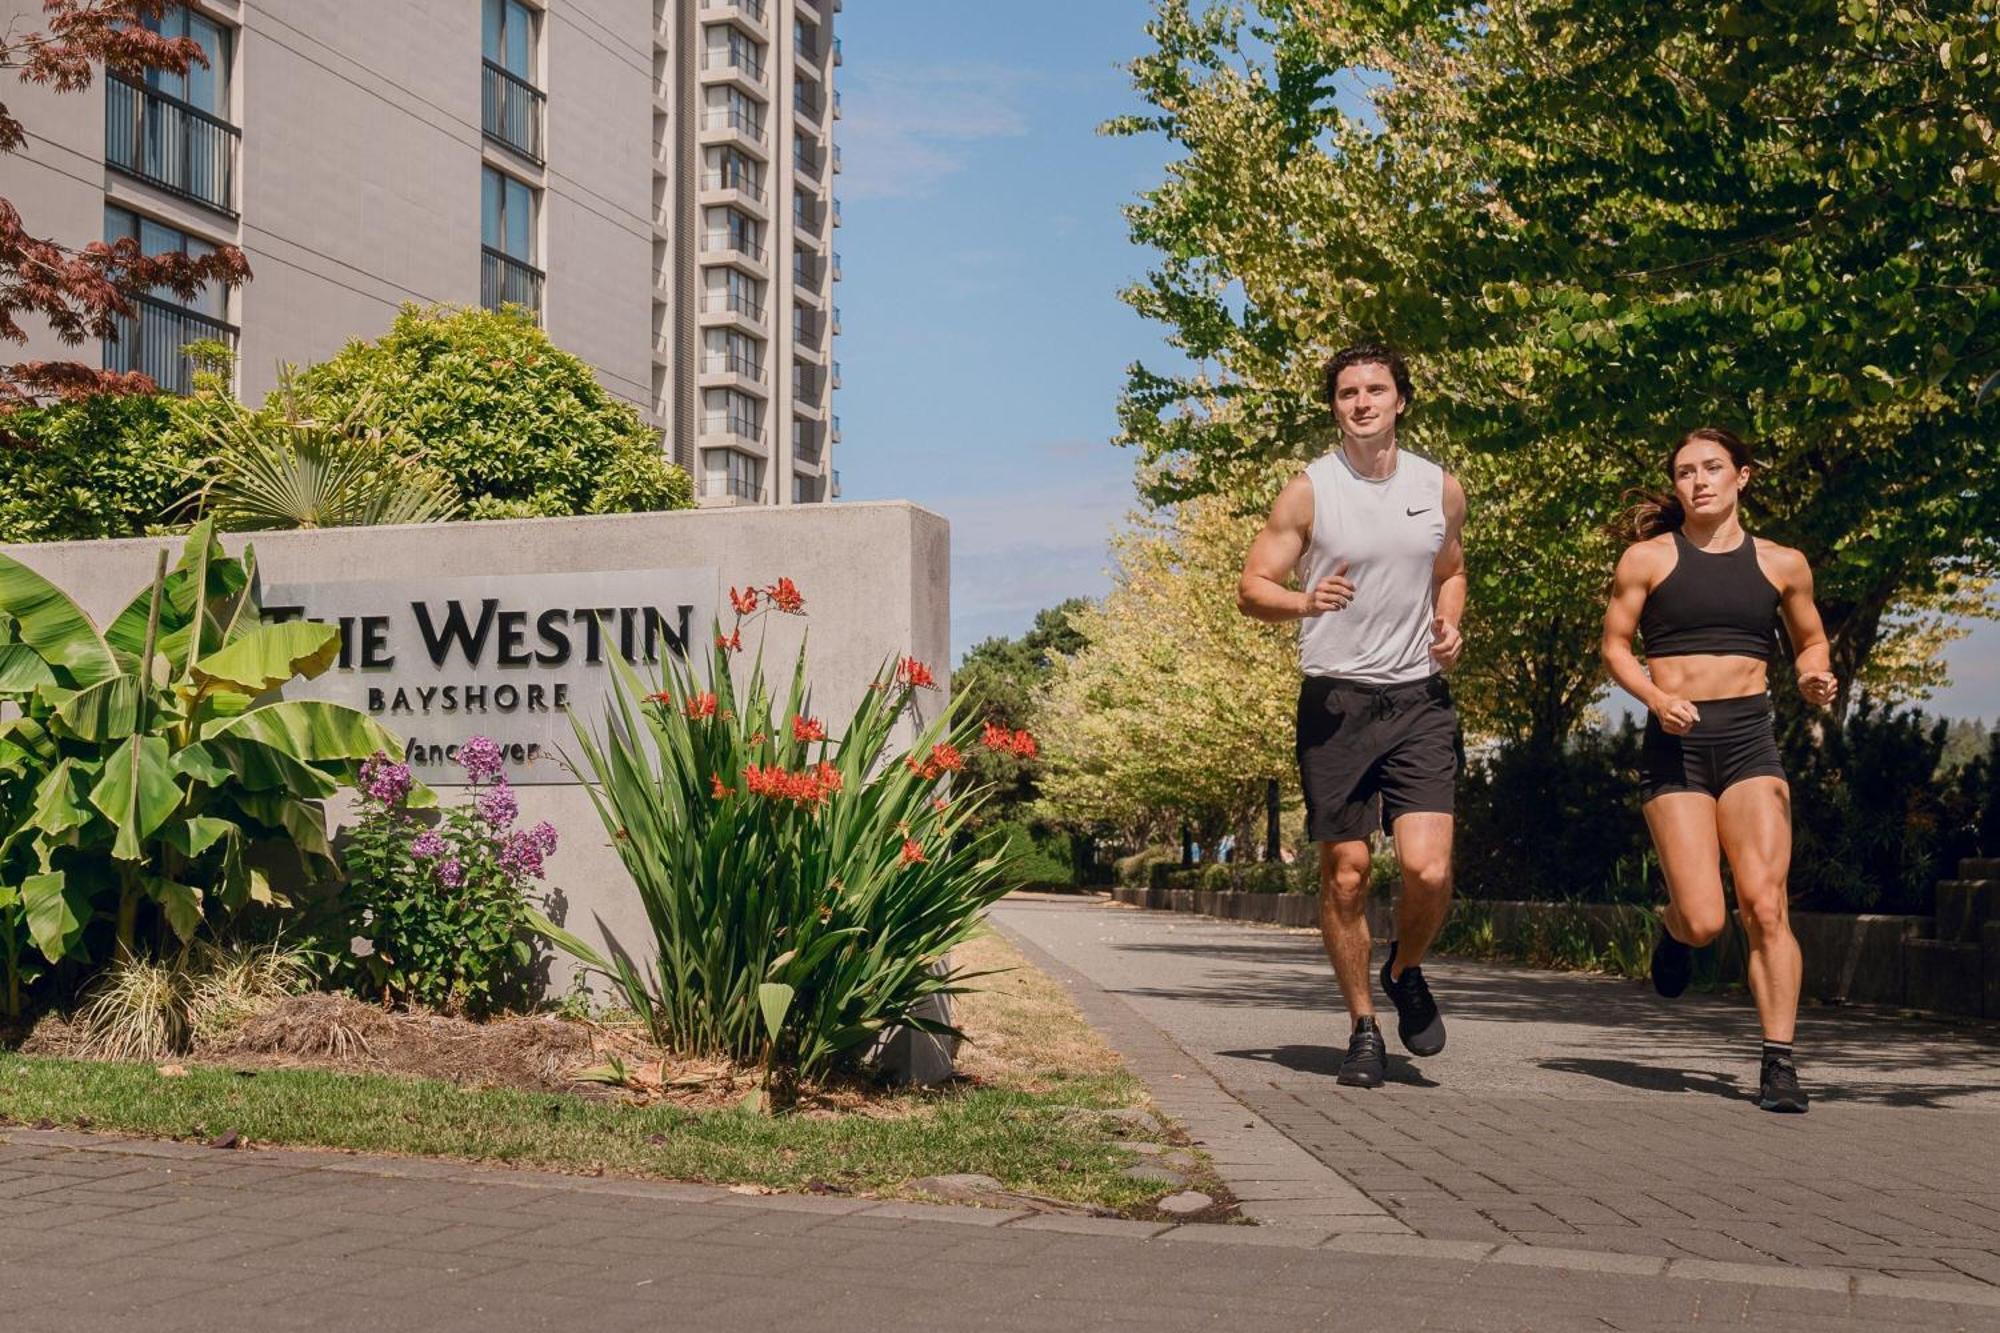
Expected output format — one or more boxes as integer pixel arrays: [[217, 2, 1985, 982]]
[[1237, 344, 1468, 1087]]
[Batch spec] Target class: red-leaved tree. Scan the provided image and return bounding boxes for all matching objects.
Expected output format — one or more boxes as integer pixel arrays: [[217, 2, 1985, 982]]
[[1, 0, 250, 409]]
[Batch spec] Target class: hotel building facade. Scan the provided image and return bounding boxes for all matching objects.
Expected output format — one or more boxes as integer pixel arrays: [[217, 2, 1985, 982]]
[[2, 0, 841, 505]]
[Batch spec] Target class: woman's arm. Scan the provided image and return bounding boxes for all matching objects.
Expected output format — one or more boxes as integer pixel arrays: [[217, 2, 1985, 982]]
[[1602, 543, 1700, 733], [1771, 544, 1837, 708]]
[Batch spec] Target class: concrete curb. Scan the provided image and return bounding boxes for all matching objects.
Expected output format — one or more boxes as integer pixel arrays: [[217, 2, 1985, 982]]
[[3, 1129, 1996, 1308]]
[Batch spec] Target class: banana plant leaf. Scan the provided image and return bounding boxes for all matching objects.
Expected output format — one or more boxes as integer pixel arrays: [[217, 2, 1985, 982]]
[[0, 554, 118, 688], [191, 621, 341, 695]]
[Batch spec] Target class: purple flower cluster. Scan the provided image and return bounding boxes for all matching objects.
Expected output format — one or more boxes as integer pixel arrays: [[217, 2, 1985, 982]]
[[476, 780, 519, 830], [457, 735, 505, 784], [437, 857, 466, 889], [359, 753, 413, 807], [409, 829, 448, 860], [499, 821, 560, 881]]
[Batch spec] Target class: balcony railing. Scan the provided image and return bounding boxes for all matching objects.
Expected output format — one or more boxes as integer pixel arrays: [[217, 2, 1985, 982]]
[[702, 170, 766, 202], [794, 82, 822, 119], [704, 230, 767, 263], [704, 290, 767, 322], [794, 144, 823, 180], [703, 349, 764, 378], [703, 105, 765, 140], [482, 60, 545, 164], [703, 414, 764, 443], [481, 246, 544, 314], [702, 46, 767, 85], [102, 293, 237, 396], [104, 74, 239, 216], [708, 0, 766, 20], [792, 254, 822, 292]]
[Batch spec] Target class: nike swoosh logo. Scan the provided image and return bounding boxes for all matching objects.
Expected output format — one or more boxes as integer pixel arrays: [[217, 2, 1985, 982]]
[[1406, 507, 1432, 517]]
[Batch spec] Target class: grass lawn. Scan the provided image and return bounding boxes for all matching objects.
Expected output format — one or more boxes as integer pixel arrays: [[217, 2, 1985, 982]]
[[0, 926, 1187, 1214]]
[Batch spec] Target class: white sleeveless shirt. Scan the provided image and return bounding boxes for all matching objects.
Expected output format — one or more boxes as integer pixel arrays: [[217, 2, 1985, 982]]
[[1297, 447, 1447, 684]]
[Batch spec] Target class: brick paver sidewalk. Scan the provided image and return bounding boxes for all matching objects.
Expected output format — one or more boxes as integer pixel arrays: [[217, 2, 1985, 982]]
[[994, 895, 2000, 1299], [0, 1131, 1987, 1331]]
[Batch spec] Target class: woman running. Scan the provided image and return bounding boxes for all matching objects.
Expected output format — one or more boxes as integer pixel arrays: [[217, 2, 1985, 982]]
[[1602, 427, 1836, 1114]]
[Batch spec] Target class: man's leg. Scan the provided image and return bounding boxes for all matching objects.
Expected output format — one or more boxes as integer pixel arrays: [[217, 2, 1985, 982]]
[[1316, 838, 1377, 1020], [1386, 812, 1453, 977]]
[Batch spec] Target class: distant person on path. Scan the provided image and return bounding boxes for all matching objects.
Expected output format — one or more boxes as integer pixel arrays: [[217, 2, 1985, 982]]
[[1602, 427, 1835, 1114], [1237, 344, 1468, 1088]]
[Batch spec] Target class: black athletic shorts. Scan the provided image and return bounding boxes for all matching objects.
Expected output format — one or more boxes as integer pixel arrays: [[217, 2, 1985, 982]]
[[1640, 693, 1787, 802], [1296, 674, 1461, 844]]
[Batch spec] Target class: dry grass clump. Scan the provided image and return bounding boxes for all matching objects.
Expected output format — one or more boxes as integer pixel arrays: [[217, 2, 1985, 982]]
[[952, 927, 1128, 1090], [72, 942, 315, 1063]]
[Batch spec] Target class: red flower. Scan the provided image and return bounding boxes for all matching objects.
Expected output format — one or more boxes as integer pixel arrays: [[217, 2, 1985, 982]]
[[743, 762, 838, 807], [766, 577, 805, 615], [792, 715, 826, 743], [896, 656, 938, 690], [929, 742, 964, 773], [685, 692, 718, 720], [980, 720, 1011, 750], [749, 731, 767, 746], [814, 761, 842, 794], [899, 838, 927, 866], [647, 690, 673, 707], [1009, 730, 1038, 759], [717, 627, 742, 652], [729, 585, 759, 615], [932, 797, 950, 813], [710, 773, 734, 799]]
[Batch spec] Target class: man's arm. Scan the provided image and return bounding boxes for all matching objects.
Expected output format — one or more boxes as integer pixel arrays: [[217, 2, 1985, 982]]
[[1237, 473, 1350, 623], [1428, 472, 1468, 668]]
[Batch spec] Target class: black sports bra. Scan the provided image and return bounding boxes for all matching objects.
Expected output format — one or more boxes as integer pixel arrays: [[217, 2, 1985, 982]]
[[1639, 530, 1780, 660]]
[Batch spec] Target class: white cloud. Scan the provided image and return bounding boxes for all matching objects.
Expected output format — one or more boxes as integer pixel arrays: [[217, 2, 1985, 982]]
[[838, 65, 1033, 201]]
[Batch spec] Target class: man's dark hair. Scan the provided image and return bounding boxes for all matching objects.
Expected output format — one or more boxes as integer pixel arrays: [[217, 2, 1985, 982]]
[[1323, 343, 1415, 409]]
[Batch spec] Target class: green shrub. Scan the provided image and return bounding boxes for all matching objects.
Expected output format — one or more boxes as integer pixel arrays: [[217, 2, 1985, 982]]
[[318, 740, 552, 1015], [1240, 862, 1291, 894], [1114, 845, 1174, 886], [991, 820, 1075, 888], [292, 305, 692, 519], [537, 582, 1013, 1087], [0, 523, 408, 1017], [0, 393, 196, 544], [1199, 862, 1235, 891]]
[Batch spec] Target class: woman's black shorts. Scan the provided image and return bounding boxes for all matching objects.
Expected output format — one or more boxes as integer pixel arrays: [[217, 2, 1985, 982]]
[[1640, 693, 1787, 802]]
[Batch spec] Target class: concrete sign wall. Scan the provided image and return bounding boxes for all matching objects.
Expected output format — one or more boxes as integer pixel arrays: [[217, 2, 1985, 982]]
[[1, 502, 950, 993]]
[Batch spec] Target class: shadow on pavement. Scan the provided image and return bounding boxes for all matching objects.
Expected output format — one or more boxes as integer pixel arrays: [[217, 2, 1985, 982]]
[[1219, 1044, 1442, 1088], [1539, 1056, 1746, 1101]]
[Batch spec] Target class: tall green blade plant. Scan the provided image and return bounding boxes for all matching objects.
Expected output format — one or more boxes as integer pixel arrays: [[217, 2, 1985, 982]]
[[538, 581, 1014, 1083]]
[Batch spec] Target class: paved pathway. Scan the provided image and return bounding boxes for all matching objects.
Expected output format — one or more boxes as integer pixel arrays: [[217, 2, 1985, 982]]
[[0, 1130, 1989, 1331], [994, 895, 2000, 1296]]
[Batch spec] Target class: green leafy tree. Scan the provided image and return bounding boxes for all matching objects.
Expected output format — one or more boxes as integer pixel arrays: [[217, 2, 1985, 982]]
[[0, 522, 413, 1015], [1113, 0, 2000, 717], [0, 392, 194, 544], [292, 305, 692, 519], [954, 599, 1086, 823]]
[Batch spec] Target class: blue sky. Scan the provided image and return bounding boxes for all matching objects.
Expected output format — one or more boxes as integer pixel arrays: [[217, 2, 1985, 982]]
[[829, 2, 2000, 722]]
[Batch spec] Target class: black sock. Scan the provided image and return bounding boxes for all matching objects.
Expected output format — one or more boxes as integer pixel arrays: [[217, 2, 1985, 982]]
[[1354, 1015, 1378, 1034], [1762, 1040, 1793, 1065]]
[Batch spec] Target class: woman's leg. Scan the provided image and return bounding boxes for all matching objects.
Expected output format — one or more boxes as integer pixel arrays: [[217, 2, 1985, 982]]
[[1717, 777, 1801, 1043], [1642, 792, 1729, 946]]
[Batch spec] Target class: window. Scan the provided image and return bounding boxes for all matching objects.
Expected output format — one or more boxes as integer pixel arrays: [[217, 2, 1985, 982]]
[[706, 26, 765, 82], [793, 16, 819, 61], [704, 449, 765, 501], [482, 0, 536, 82], [703, 389, 763, 440], [705, 206, 764, 260], [104, 205, 223, 317], [101, 205, 233, 394], [143, 7, 231, 115], [793, 475, 818, 503], [708, 145, 764, 199], [482, 166, 536, 263], [710, 86, 764, 138], [793, 130, 819, 176], [711, 267, 764, 320], [705, 328, 763, 378], [792, 193, 820, 231], [793, 72, 822, 118]]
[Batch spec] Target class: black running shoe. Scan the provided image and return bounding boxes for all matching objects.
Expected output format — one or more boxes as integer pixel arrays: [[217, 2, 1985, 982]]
[[1651, 926, 1692, 999], [1380, 941, 1446, 1056], [1336, 1021, 1387, 1088], [1757, 1056, 1809, 1114]]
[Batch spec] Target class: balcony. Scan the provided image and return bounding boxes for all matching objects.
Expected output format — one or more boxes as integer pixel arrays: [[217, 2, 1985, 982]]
[[792, 253, 823, 293], [701, 45, 767, 86], [706, 0, 766, 21], [481, 246, 544, 315], [794, 143, 823, 182], [104, 74, 239, 217], [703, 348, 765, 380], [704, 230, 767, 264], [482, 60, 545, 165], [702, 414, 765, 447], [704, 289, 767, 323], [102, 293, 237, 396], [702, 104, 766, 145], [702, 170, 767, 203]]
